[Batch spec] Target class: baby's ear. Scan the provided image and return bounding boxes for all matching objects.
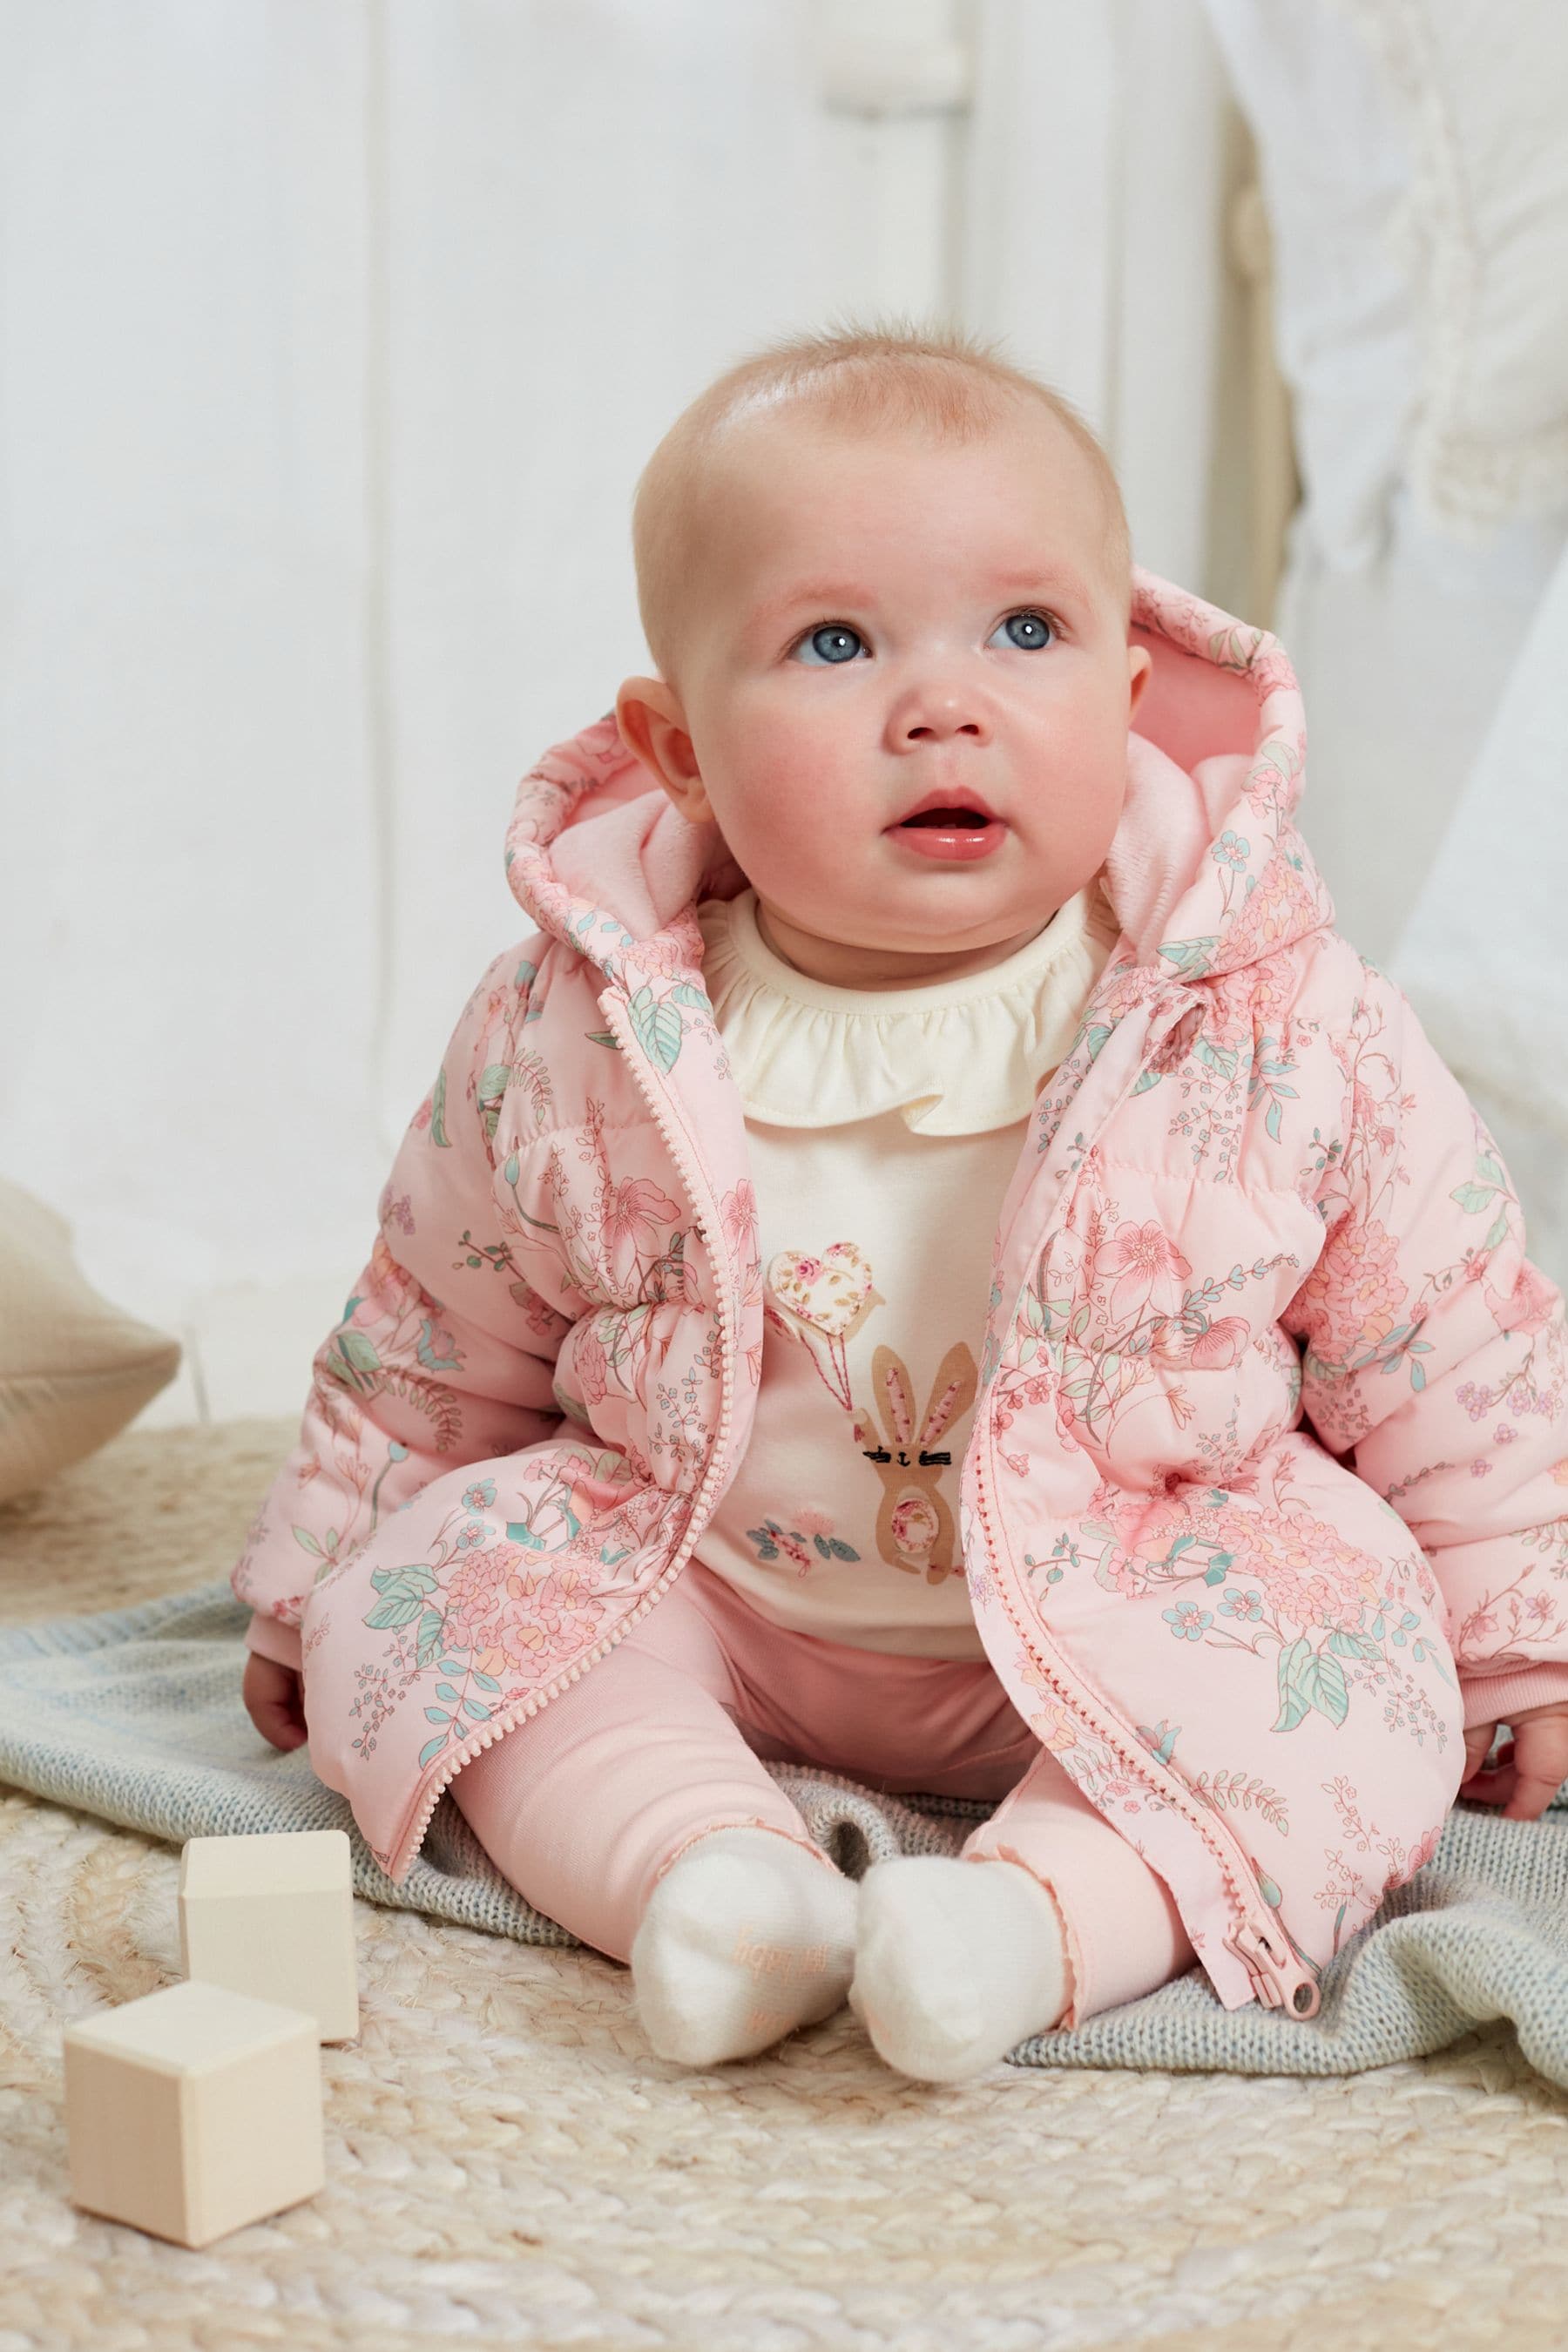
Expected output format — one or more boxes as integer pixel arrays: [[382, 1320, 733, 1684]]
[[612, 674, 672, 772], [1127, 642, 1153, 717], [614, 676, 711, 822]]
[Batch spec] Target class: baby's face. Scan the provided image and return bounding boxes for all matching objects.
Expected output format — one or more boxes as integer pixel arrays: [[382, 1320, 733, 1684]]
[[619, 404, 1150, 984]]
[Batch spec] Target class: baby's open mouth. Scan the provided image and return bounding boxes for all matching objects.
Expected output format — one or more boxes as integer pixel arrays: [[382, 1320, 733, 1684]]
[[897, 807, 992, 828]]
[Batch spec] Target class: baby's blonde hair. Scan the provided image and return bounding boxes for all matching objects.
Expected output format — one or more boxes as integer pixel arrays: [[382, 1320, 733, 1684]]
[[631, 310, 1132, 695]]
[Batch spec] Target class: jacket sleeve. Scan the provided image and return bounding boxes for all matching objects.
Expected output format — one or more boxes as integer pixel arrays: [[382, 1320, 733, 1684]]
[[233, 940, 574, 1674], [1278, 951, 1568, 1732]]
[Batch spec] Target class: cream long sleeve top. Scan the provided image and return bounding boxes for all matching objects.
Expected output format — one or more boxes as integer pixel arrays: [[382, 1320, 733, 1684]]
[[691, 875, 1122, 1658]]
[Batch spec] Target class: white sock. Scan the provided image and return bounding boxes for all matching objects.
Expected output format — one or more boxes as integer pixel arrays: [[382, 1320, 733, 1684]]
[[849, 1855, 1071, 2082], [630, 1826, 859, 2066]]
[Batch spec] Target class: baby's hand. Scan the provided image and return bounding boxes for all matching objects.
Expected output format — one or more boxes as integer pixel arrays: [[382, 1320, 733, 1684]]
[[1458, 1700, 1568, 1821], [243, 1652, 308, 1753]]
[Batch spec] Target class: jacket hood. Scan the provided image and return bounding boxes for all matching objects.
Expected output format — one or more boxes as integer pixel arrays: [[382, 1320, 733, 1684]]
[[503, 569, 1334, 994]]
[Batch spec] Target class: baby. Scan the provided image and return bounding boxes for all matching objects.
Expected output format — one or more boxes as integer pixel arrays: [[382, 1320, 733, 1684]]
[[238, 320, 1568, 2081]]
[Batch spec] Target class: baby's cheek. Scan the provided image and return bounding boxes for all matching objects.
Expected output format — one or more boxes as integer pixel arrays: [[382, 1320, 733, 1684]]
[[714, 740, 843, 875], [1025, 700, 1132, 853]]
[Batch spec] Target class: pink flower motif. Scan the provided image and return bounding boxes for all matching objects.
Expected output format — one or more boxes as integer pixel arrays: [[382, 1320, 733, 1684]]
[[1036, 1700, 1079, 1754], [1384, 1818, 1443, 1893], [794, 1507, 835, 1538], [571, 1322, 609, 1408], [890, 1495, 940, 1555], [1094, 1220, 1193, 1324], [1200, 975, 1256, 1057], [1193, 1500, 1377, 1632], [1488, 1257, 1559, 1338], [633, 929, 702, 981], [362, 1233, 421, 1316], [1251, 652, 1300, 700], [1288, 1213, 1404, 1366], [1188, 1315, 1251, 1370], [1146, 1318, 1190, 1369], [721, 1181, 759, 1257], [604, 1177, 682, 1260], [443, 1544, 517, 1646]]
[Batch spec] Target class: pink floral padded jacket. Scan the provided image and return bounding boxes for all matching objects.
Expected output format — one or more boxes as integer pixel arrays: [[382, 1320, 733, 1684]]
[[234, 571, 1568, 2021]]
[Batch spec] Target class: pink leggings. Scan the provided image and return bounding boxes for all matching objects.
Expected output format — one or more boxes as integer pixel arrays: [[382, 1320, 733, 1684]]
[[450, 1554, 1195, 2024]]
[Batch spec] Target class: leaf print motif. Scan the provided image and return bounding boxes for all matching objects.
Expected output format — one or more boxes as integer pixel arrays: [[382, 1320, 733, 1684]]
[[364, 1564, 439, 1629], [1191, 1766, 1290, 1832], [743, 1513, 862, 1576], [627, 983, 683, 1072], [477, 1062, 510, 1145], [1274, 1634, 1348, 1733]]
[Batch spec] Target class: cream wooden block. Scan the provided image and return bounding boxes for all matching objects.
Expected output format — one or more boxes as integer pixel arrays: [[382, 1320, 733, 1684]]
[[63, 1978, 324, 2247], [179, 1829, 359, 2042]]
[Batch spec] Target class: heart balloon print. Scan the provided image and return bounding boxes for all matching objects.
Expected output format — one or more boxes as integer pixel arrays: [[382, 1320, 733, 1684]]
[[764, 1242, 884, 1410]]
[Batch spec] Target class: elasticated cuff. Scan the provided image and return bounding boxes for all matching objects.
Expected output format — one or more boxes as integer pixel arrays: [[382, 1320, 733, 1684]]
[[245, 1612, 303, 1673], [1460, 1662, 1568, 1731], [964, 1828, 1193, 2028], [645, 1813, 842, 1905]]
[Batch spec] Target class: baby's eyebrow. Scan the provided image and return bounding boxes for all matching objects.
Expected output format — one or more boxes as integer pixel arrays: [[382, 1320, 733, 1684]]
[[746, 564, 1093, 632], [746, 580, 878, 629]]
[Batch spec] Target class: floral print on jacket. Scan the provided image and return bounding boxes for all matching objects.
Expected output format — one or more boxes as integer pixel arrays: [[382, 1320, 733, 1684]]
[[233, 569, 1568, 2019]]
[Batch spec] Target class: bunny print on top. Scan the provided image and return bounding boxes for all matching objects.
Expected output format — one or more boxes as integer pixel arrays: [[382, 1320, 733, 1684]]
[[691, 876, 1121, 1657]]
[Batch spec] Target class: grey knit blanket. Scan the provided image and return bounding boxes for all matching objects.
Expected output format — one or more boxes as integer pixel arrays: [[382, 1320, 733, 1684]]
[[1, 1580, 1565, 2083]]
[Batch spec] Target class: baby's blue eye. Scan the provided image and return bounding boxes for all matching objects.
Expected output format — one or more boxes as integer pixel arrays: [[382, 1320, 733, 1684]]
[[793, 624, 864, 666], [787, 611, 1057, 664], [998, 611, 1055, 651]]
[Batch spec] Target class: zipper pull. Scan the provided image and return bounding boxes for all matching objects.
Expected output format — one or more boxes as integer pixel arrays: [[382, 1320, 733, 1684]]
[[1224, 1919, 1321, 2019]]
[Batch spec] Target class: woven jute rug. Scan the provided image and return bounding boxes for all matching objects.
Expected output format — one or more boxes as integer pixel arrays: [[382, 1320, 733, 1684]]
[[1, 1419, 1566, 2350]]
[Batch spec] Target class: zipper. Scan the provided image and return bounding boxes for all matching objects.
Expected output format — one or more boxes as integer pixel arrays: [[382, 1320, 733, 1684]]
[[977, 981, 1319, 2017], [972, 1436, 1321, 2017], [386, 978, 739, 1882]]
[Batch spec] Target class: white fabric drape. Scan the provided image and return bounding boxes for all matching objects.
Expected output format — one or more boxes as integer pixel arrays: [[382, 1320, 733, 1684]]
[[1390, 540, 1568, 1288], [1200, 0, 1568, 966], [0, 1, 875, 1412], [2, 0, 1235, 1419], [1200, 0, 1568, 1291]]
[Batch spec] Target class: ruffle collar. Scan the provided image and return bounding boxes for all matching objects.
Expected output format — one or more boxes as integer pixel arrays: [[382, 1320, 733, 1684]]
[[694, 878, 1121, 1135]]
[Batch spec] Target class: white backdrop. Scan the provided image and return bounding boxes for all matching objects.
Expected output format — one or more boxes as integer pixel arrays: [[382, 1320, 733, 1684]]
[[13, 0, 1565, 1427], [1, 0, 1236, 1420]]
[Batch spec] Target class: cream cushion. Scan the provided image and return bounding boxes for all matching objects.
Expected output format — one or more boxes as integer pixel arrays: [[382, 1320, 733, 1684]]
[[0, 1174, 182, 1505]]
